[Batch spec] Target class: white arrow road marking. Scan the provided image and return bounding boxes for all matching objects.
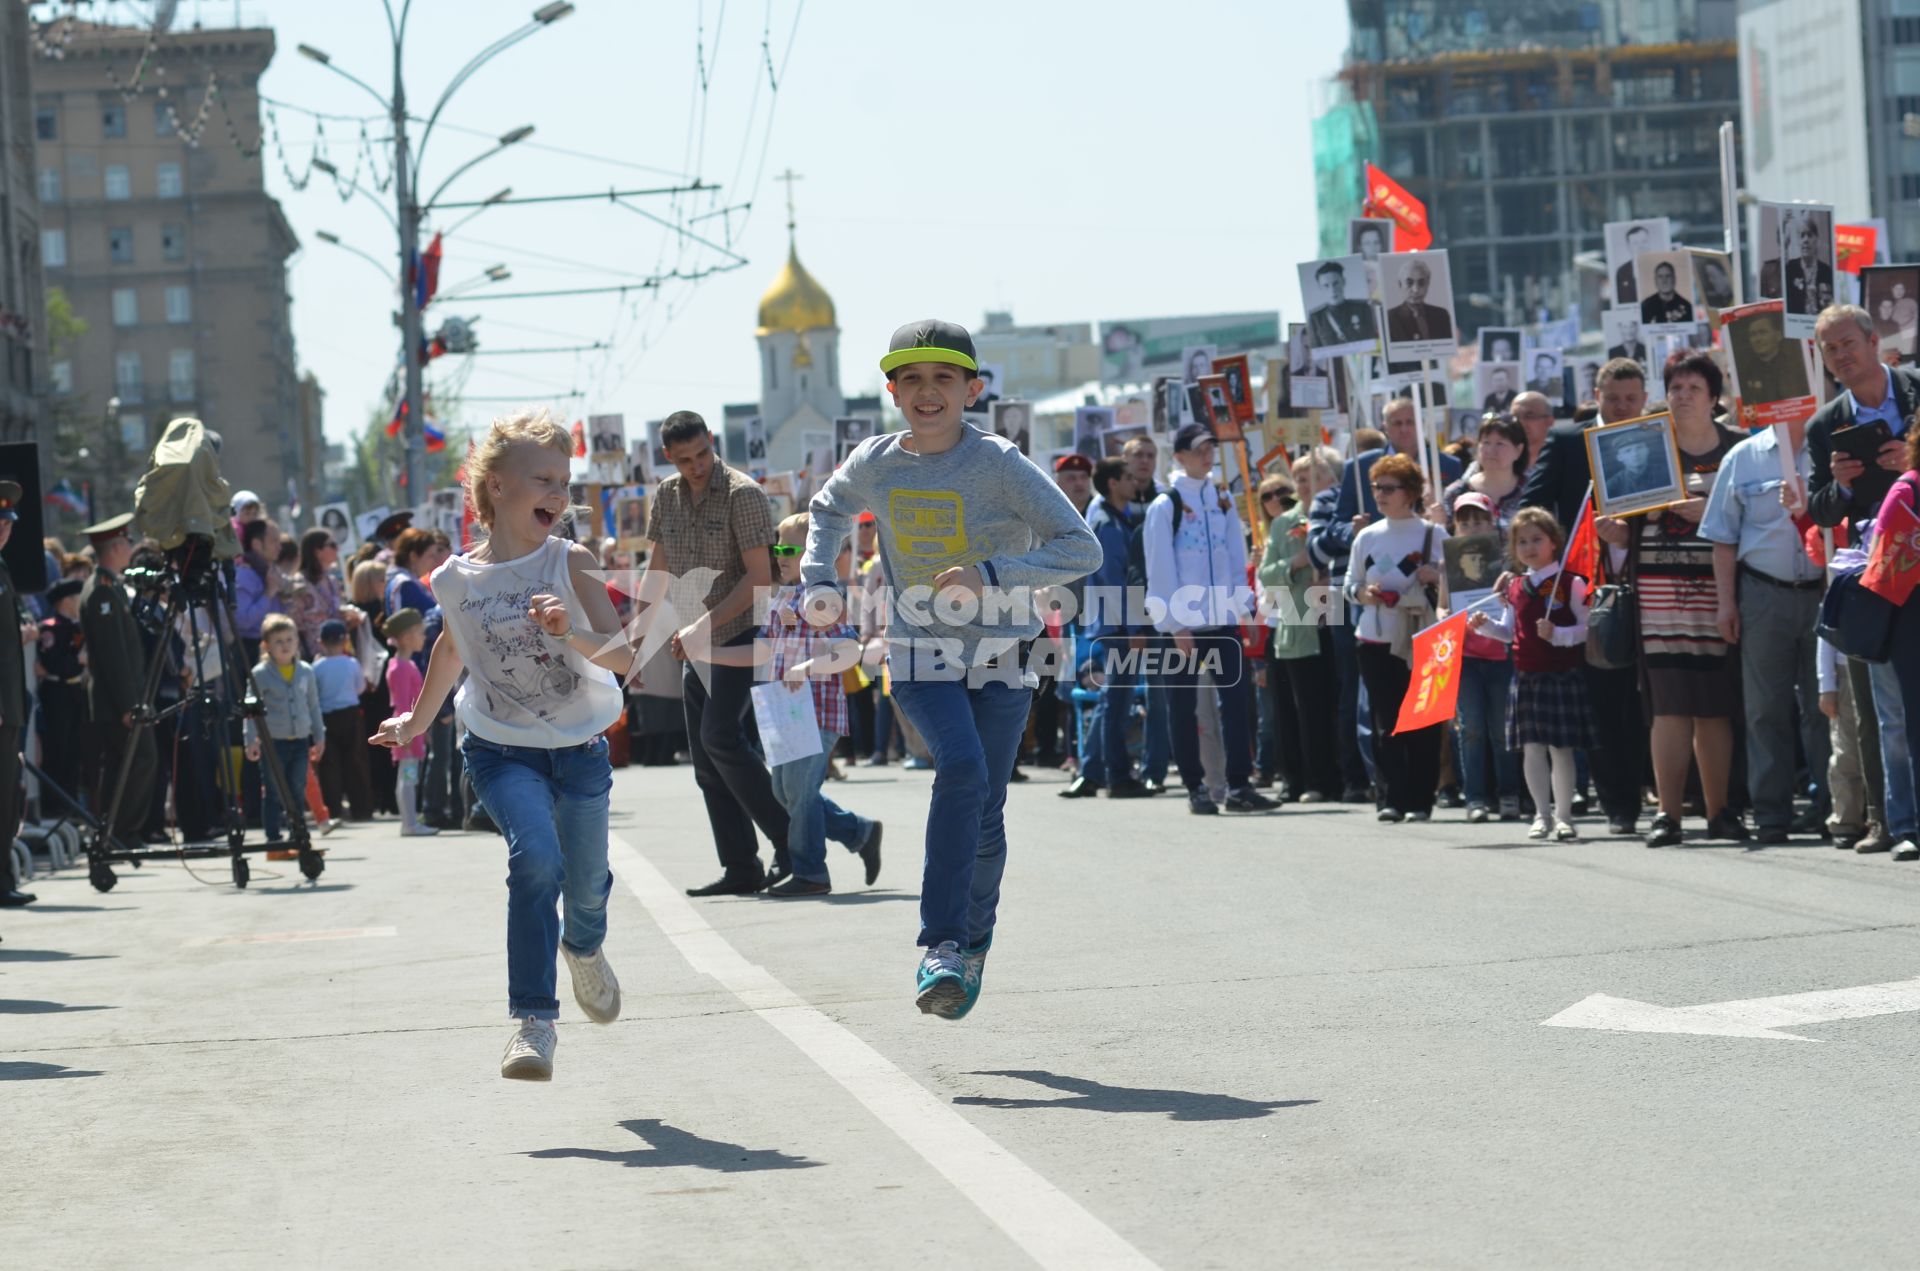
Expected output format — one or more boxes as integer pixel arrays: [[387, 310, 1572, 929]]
[[1543, 976, 1920, 1041]]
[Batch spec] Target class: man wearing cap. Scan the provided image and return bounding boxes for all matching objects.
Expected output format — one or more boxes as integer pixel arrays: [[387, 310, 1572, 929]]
[[1052, 453, 1094, 517], [0, 481, 35, 906], [34, 578, 87, 820], [801, 318, 1101, 1019], [1143, 424, 1276, 815], [80, 513, 157, 848], [372, 509, 414, 565]]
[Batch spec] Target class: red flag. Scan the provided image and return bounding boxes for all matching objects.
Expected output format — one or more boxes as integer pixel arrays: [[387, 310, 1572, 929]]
[[1862, 492, 1920, 605], [1562, 494, 1598, 589], [1362, 163, 1432, 252], [570, 419, 587, 458], [1395, 612, 1469, 734], [1836, 224, 1877, 275]]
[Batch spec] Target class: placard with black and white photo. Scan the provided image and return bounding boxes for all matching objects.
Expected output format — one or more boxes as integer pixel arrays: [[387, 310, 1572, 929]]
[[1862, 263, 1920, 363], [1604, 218, 1670, 307], [1298, 255, 1378, 357], [833, 415, 876, 465], [1473, 362, 1520, 415], [1525, 348, 1565, 405], [1585, 412, 1686, 518], [1072, 406, 1113, 462], [1757, 201, 1835, 339], [1603, 308, 1650, 366], [1635, 251, 1698, 337], [1567, 355, 1604, 408], [1722, 299, 1815, 429], [990, 400, 1032, 455], [1378, 249, 1457, 364], [1692, 248, 1736, 310], [1349, 217, 1394, 261], [1179, 344, 1218, 386], [1478, 327, 1522, 364]]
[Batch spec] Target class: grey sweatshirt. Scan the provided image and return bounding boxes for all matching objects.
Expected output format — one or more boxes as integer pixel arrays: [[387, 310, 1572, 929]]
[[803, 425, 1102, 674], [244, 659, 326, 748]]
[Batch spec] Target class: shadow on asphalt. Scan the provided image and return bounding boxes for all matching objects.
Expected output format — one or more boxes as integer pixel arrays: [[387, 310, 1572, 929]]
[[4, 904, 134, 913], [524, 1118, 820, 1172], [0, 949, 116, 962], [954, 1070, 1317, 1122], [0, 1000, 114, 1014], [0, 1061, 103, 1081], [819, 892, 917, 905]]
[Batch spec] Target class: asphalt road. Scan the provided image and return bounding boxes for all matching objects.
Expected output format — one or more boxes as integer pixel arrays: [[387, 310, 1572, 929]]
[[7, 758, 1920, 1270]]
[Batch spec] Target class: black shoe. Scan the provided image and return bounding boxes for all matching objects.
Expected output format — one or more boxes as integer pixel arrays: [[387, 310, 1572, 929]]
[[1107, 778, 1150, 799], [0, 889, 38, 907], [765, 877, 832, 898], [1188, 790, 1219, 815], [1789, 809, 1830, 837], [1057, 776, 1101, 799], [1377, 807, 1404, 823], [1607, 817, 1636, 837], [1341, 785, 1372, 804], [1754, 825, 1791, 846], [1644, 814, 1682, 848], [1705, 811, 1750, 843], [1140, 778, 1166, 796], [1224, 787, 1278, 813], [1438, 788, 1465, 809], [859, 823, 883, 886], [1571, 793, 1590, 816], [767, 861, 793, 889], [1007, 767, 1030, 783], [685, 874, 767, 897]]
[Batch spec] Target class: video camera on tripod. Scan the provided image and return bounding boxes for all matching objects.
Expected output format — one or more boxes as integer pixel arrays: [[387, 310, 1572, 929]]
[[79, 417, 325, 892]]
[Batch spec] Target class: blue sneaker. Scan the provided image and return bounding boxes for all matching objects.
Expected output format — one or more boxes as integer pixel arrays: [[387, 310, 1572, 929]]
[[902, 756, 934, 771], [954, 932, 991, 1019], [915, 941, 968, 1017]]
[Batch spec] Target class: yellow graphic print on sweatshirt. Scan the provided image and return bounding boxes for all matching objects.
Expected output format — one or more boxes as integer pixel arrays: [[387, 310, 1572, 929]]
[[887, 488, 995, 587]]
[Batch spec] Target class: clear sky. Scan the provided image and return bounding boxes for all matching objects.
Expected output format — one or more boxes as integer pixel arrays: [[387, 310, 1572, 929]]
[[250, 1, 1349, 456]]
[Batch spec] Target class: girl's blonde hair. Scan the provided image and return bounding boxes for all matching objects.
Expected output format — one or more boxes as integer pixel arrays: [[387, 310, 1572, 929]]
[[468, 409, 574, 527], [350, 560, 387, 606]]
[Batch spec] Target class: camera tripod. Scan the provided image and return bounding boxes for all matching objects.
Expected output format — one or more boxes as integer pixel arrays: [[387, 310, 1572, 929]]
[[85, 537, 324, 891]]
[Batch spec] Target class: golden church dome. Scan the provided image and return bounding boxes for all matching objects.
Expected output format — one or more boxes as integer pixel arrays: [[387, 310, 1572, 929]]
[[756, 244, 836, 335]]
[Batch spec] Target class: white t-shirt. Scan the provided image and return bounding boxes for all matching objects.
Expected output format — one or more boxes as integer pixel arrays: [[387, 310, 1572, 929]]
[[429, 535, 622, 748], [1345, 515, 1449, 646]]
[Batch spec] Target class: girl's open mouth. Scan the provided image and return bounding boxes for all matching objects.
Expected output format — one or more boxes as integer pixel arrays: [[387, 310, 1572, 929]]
[[534, 508, 556, 528]]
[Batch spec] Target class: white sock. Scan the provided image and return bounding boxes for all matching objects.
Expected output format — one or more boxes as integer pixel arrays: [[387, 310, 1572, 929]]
[[1550, 746, 1576, 824], [1523, 744, 1551, 821]]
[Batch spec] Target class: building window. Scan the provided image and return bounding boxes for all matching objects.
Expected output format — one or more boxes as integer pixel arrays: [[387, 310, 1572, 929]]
[[119, 415, 146, 450], [37, 167, 60, 204], [104, 164, 131, 200], [51, 360, 73, 395], [155, 102, 175, 137], [102, 103, 126, 138], [161, 223, 185, 261], [156, 163, 182, 198], [168, 350, 196, 403], [41, 229, 66, 267], [35, 104, 56, 141], [109, 227, 133, 263], [115, 351, 143, 402], [112, 288, 138, 327], [1902, 173, 1920, 201], [165, 285, 191, 324], [1895, 16, 1920, 43]]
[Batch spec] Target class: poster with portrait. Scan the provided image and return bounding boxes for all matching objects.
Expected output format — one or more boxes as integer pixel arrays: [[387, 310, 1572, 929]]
[[427, 488, 464, 541], [1691, 248, 1736, 311], [1722, 300, 1815, 429], [1634, 251, 1698, 337], [1756, 201, 1835, 339], [1604, 218, 1671, 307], [353, 506, 390, 547], [1113, 395, 1153, 429], [1178, 344, 1218, 385], [1195, 374, 1242, 442], [644, 419, 668, 472], [1287, 322, 1330, 408], [833, 416, 876, 465], [742, 415, 768, 478], [1210, 353, 1256, 422], [759, 471, 798, 523], [1600, 308, 1647, 368], [1443, 532, 1503, 605], [1154, 375, 1183, 431], [1072, 407, 1112, 462], [311, 503, 354, 554], [1349, 217, 1395, 261], [1378, 249, 1457, 364], [588, 413, 626, 466], [613, 486, 649, 548], [626, 438, 652, 486], [1524, 348, 1565, 406], [1585, 412, 1686, 518], [1473, 362, 1521, 415], [990, 400, 1033, 455], [1297, 256, 1378, 357], [1264, 357, 1290, 424], [1477, 327, 1522, 365], [972, 362, 1005, 413], [1102, 426, 1150, 459], [1567, 355, 1604, 408], [1860, 264, 1920, 364]]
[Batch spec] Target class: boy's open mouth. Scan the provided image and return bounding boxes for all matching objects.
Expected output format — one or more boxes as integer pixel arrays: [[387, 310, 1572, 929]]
[[912, 402, 944, 418]]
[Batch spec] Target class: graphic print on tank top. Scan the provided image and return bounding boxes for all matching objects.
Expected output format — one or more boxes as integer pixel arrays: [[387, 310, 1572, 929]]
[[457, 563, 582, 721]]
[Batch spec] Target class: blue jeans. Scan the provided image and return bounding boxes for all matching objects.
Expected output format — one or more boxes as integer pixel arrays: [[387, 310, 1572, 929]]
[[889, 677, 1031, 949], [1455, 655, 1520, 808], [1868, 658, 1916, 840], [260, 738, 309, 840], [1160, 630, 1253, 794], [769, 728, 872, 883], [1142, 681, 1170, 783], [462, 733, 614, 1020], [1892, 599, 1920, 838]]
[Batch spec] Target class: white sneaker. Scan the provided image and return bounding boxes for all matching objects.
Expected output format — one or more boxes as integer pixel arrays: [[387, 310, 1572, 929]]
[[500, 1016, 556, 1081], [562, 943, 621, 1024], [1554, 820, 1579, 842], [1527, 816, 1550, 840], [401, 823, 440, 837]]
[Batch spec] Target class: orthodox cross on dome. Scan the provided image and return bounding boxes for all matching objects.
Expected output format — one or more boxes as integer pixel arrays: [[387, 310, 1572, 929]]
[[775, 167, 803, 243]]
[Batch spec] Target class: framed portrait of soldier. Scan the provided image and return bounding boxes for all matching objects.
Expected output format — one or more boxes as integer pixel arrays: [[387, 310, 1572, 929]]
[[1349, 217, 1394, 261], [1478, 327, 1522, 365], [1072, 406, 1113, 462], [989, 400, 1031, 455], [1691, 248, 1736, 311], [1585, 412, 1686, 518], [1526, 348, 1565, 406], [1756, 201, 1835, 339], [1196, 374, 1242, 442], [1861, 264, 1920, 364], [1443, 532, 1503, 604], [1179, 344, 1219, 386], [1722, 300, 1815, 429], [1473, 362, 1521, 415], [1211, 353, 1256, 422], [1378, 249, 1457, 363], [1635, 251, 1698, 337], [1604, 218, 1670, 307], [1297, 255, 1378, 357]]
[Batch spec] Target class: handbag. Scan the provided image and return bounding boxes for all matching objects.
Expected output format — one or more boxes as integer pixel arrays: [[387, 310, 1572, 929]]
[[1584, 524, 1639, 670], [1817, 569, 1897, 664]]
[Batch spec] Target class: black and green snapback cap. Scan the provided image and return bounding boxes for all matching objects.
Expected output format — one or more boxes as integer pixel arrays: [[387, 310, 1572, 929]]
[[879, 319, 979, 374]]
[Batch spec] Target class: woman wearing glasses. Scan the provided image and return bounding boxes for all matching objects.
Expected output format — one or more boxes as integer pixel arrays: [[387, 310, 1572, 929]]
[[289, 527, 361, 661]]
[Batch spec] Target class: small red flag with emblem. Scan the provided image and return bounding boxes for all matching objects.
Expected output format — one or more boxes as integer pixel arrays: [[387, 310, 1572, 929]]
[[1395, 611, 1469, 734], [1836, 224, 1878, 275], [1362, 163, 1432, 252], [1563, 494, 1598, 587], [1862, 490, 1920, 605]]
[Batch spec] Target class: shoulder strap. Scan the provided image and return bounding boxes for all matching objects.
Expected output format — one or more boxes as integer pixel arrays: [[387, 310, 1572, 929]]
[[1165, 485, 1185, 544]]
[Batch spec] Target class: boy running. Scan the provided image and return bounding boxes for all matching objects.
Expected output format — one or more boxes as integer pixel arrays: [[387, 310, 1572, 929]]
[[802, 319, 1101, 1018]]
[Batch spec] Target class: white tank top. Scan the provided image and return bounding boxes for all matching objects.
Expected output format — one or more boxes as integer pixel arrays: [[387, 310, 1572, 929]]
[[429, 535, 623, 748]]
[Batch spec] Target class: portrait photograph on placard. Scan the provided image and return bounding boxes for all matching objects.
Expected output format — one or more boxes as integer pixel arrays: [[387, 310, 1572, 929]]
[[972, 363, 1005, 412], [1378, 249, 1457, 364], [1113, 395, 1153, 429], [1861, 264, 1920, 363], [1196, 374, 1241, 441], [1478, 327, 1522, 364], [1443, 532, 1504, 603], [1180, 344, 1218, 385], [990, 400, 1032, 454], [1756, 202, 1836, 338], [1585, 413, 1686, 518], [1603, 308, 1650, 366], [588, 413, 626, 464], [627, 438, 652, 486], [1157, 375, 1188, 429], [1604, 218, 1670, 307], [1474, 361, 1520, 414], [1722, 300, 1815, 428], [833, 415, 875, 464], [743, 415, 767, 464], [1691, 248, 1736, 310], [1349, 217, 1394, 261], [1264, 357, 1290, 423], [645, 419, 668, 471], [1102, 425, 1150, 458], [1525, 348, 1565, 405], [1298, 256, 1378, 356], [1635, 251, 1698, 336], [1211, 353, 1256, 421], [1568, 355, 1604, 407], [1072, 406, 1113, 461], [615, 490, 648, 545]]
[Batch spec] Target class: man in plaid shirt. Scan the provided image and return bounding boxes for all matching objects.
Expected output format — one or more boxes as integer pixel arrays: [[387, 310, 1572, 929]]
[[704, 513, 882, 896]]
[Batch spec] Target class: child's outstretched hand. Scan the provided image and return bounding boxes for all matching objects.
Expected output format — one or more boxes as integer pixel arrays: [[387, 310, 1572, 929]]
[[527, 593, 571, 636], [370, 712, 416, 749]]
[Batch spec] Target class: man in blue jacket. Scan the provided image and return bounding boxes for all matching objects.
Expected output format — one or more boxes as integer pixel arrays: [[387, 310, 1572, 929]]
[[1063, 457, 1150, 799]]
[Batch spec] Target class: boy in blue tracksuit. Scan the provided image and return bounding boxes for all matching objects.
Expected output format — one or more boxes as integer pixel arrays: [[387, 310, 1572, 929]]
[[1069, 456, 1150, 799], [802, 319, 1102, 1020]]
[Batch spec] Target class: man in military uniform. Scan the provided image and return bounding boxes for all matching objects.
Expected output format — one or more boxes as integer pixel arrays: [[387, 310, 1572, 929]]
[[0, 482, 36, 907], [1307, 260, 1376, 349], [33, 578, 86, 818], [80, 513, 157, 848]]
